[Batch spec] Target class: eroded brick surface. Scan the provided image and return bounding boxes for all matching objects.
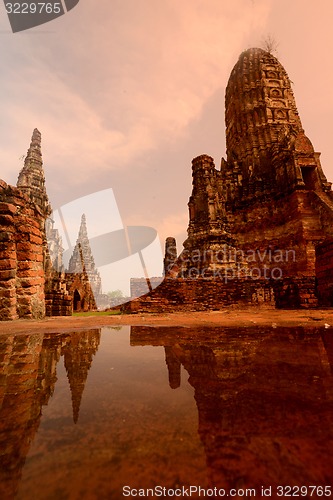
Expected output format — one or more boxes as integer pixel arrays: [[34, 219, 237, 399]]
[[0, 182, 45, 320], [0, 129, 97, 320], [130, 48, 333, 311]]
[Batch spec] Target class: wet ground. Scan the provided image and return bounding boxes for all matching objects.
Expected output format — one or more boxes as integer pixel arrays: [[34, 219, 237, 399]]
[[0, 324, 333, 499], [1, 308, 333, 334]]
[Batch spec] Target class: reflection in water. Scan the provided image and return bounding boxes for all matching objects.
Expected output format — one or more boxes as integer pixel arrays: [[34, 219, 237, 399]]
[[0, 330, 100, 499], [62, 332, 101, 423], [0, 326, 332, 498], [131, 327, 333, 490]]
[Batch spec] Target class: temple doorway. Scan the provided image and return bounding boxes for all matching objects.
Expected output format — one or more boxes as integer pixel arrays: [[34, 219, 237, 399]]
[[301, 166, 318, 190], [73, 289, 81, 311]]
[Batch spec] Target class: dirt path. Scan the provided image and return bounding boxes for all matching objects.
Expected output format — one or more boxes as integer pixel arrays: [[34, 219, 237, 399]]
[[1, 308, 333, 335]]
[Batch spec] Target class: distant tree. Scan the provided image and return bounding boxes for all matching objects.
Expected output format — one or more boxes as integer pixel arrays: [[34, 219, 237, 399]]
[[261, 34, 279, 54]]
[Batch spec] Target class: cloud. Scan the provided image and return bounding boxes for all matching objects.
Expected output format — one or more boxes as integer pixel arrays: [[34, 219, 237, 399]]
[[157, 211, 190, 247], [0, 0, 271, 189], [124, 207, 189, 251], [1, 63, 156, 184], [0, 0, 274, 265]]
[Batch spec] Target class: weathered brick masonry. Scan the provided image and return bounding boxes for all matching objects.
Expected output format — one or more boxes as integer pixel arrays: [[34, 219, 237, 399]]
[[129, 276, 318, 312], [0, 129, 98, 320], [130, 48, 333, 311], [129, 277, 275, 312], [2, 48, 333, 316], [0, 180, 46, 320], [316, 240, 333, 306]]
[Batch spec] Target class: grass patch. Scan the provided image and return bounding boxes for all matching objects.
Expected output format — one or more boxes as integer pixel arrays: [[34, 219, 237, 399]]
[[72, 310, 122, 317]]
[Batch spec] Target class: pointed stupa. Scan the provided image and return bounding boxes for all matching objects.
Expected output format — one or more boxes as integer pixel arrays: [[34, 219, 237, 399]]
[[78, 213, 88, 240], [17, 128, 51, 217], [68, 214, 102, 297]]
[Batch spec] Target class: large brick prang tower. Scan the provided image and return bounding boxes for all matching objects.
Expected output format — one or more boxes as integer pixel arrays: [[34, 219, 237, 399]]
[[175, 48, 333, 308], [224, 48, 331, 204]]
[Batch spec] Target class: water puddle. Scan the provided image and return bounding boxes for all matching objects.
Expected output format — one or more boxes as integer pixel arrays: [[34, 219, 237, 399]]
[[0, 326, 333, 499]]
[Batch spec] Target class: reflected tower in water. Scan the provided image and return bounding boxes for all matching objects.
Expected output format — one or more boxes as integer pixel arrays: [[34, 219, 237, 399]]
[[132, 326, 333, 489], [0, 329, 101, 499], [62, 330, 101, 423]]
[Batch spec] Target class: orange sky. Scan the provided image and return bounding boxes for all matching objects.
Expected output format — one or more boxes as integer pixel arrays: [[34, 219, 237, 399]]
[[1, 0, 333, 260]]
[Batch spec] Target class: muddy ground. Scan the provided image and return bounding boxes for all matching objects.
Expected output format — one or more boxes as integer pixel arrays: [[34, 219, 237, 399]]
[[1, 307, 333, 335]]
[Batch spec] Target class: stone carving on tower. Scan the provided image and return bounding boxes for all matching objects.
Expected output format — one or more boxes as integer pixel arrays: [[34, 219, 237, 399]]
[[163, 237, 177, 276], [223, 48, 331, 204], [182, 154, 248, 278]]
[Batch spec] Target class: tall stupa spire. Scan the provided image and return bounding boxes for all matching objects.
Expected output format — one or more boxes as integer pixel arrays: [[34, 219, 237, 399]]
[[68, 214, 102, 297], [17, 128, 51, 217], [78, 214, 88, 240]]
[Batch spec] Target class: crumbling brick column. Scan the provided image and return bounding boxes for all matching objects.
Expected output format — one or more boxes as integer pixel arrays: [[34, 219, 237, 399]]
[[0, 181, 45, 320]]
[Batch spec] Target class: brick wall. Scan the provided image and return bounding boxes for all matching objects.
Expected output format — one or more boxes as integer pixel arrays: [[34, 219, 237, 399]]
[[316, 240, 333, 306], [45, 274, 72, 317], [128, 275, 320, 312], [0, 181, 46, 320], [128, 277, 276, 313], [273, 277, 318, 308]]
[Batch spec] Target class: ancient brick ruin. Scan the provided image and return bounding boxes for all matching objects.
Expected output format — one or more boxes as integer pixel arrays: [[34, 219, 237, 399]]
[[0, 178, 47, 320], [67, 213, 102, 310], [0, 130, 51, 320], [130, 48, 333, 311], [0, 129, 98, 320], [2, 48, 333, 317]]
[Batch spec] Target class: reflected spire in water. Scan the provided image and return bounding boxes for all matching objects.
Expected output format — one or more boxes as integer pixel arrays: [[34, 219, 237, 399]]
[[0, 329, 101, 498], [164, 346, 181, 389], [62, 330, 101, 423], [0, 333, 62, 499]]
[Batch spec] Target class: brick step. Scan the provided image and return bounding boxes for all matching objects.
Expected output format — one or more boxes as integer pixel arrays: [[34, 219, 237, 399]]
[[313, 191, 333, 211]]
